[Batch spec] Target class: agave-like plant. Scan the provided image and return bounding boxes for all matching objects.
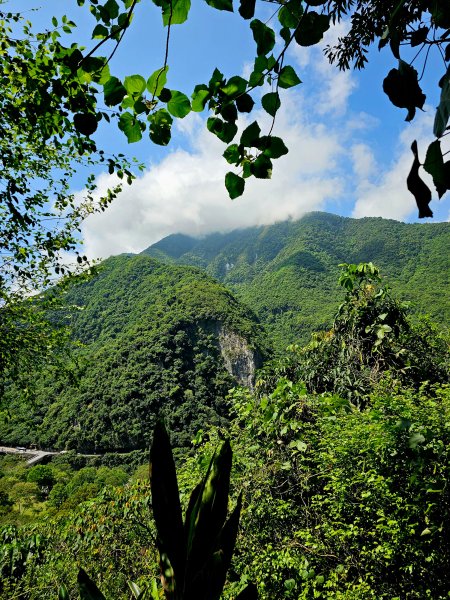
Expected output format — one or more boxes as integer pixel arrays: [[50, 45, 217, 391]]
[[62, 421, 256, 600]]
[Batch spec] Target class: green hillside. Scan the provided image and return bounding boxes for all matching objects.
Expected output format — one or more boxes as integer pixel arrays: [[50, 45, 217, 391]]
[[0, 255, 267, 452], [144, 212, 450, 351]]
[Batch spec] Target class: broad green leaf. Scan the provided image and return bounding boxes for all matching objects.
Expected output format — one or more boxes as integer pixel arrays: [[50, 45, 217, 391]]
[[221, 76, 247, 98], [278, 1, 303, 28], [207, 117, 238, 143], [251, 154, 272, 178], [223, 144, 240, 164], [424, 140, 447, 198], [236, 93, 254, 112], [278, 65, 301, 89], [238, 0, 255, 19], [240, 120, 260, 147], [259, 136, 288, 159], [261, 92, 280, 117], [434, 68, 450, 137], [250, 19, 275, 56], [104, 0, 119, 20], [220, 102, 238, 123], [149, 108, 173, 145], [147, 66, 169, 97], [205, 0, 233, 11], [154, 0, 191, 25], [191, 85, 210, 111], [73, 112, 98, 136], [383, 59, 426, 122], [92, 24, 109, 39], [294, 11, 329, 47], [225, 172, 245, 199], [407, 140, 433, 218], [124, 74, 146, 96], [118, 112, 143, 143], [77, 568, 106, 600], [167, 90, 191, 118], [103, 76, 127, 106]]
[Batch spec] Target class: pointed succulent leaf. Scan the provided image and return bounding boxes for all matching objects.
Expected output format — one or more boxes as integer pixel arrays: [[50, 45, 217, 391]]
[[150, 421, 186, 587], [58, 584, 70, 600], [236, 583, 259, 599], [207, 493, 243, 600], [77, 568, 106, 600], [185, 440, 232, 583]]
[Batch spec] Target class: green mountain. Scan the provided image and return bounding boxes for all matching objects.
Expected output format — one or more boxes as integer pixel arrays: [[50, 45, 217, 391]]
[[1, 255, 266, 452], [143, 212, 450, 351]]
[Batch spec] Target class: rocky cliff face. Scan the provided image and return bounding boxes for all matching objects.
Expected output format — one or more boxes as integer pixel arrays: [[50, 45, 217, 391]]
[[213, 323, 261, 389]]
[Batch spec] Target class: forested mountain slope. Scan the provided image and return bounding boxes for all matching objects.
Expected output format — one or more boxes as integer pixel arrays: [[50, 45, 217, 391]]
[[144, 212, 450, 351], [0, 255, 267, 452]]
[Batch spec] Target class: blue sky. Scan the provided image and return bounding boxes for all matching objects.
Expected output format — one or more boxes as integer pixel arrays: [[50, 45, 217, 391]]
[[8, 0, 449, 259]]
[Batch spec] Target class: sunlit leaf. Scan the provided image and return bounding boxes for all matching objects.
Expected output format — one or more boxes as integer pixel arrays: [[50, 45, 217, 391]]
[[147, 66, 169, 97], [167, 90, 191, 118]]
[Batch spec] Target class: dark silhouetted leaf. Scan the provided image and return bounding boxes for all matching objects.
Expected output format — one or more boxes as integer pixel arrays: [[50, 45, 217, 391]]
[[424, 140, 447, 198], [149, 109, 173, 145], [239, 0, 255, 19], [205, 0, 233, 10], [434, 67, 450, 138], [236, 93, 254, 112], [383, 60, 426, 122], [250, 19, 275, 56], [240, 121, 260, 147], [294, 12, 329, 47], [251, 154, 272, 178], [225, 172, 245, 199], [261, 92, 280, 117], [259, 136, 288, 158], [407, 140, 433, 218], [73, 112, 98, 136], [207, 117, 238, 143], [104, 76, 127, 106]]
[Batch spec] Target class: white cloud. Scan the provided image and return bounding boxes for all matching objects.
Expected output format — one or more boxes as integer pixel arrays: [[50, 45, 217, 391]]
[[81, 96, 345, 259], [351, 110, 447, 220]]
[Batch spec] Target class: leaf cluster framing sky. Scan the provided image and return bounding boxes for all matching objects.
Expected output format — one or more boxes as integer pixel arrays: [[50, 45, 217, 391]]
[[8, 0, 450, 260]]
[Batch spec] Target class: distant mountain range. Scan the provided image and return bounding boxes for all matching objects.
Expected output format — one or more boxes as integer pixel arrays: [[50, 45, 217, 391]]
[[144, 212, 450, 351], [2, 212, 448, 452]]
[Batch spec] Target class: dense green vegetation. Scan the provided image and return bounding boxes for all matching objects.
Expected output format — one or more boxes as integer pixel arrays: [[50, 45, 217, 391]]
[[1, 259, 449, 599], [0, 254, 267, 452], [144, 213, 450, 351]]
